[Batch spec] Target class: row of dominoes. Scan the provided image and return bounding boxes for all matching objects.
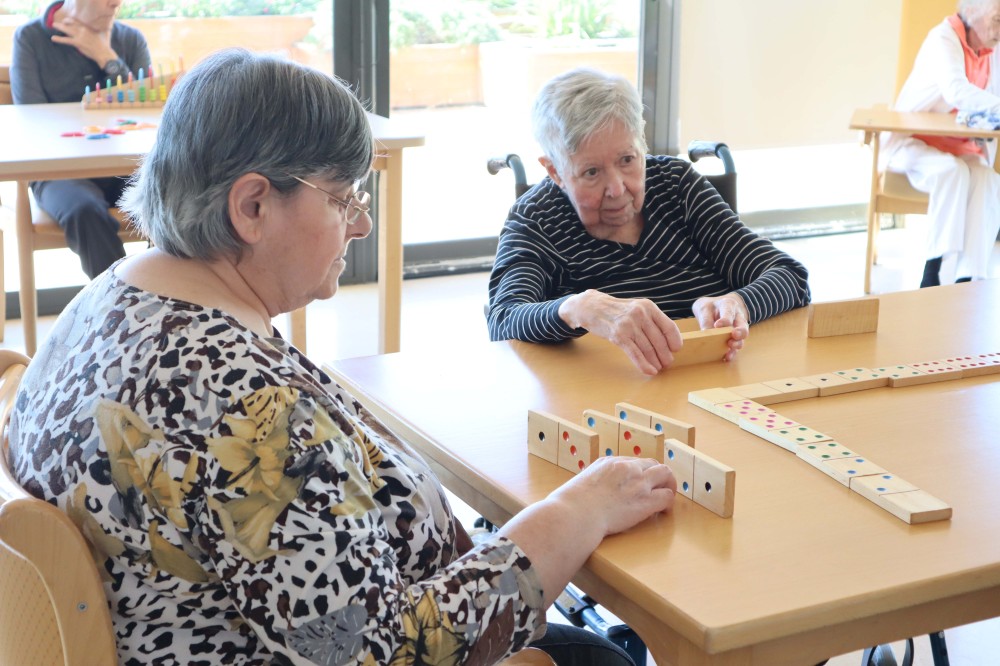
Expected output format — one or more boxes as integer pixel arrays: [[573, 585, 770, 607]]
[[685, 353, 1000, 524], [527, 404, 736, 518]]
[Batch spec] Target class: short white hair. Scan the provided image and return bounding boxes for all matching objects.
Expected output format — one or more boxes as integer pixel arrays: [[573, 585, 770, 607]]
[[532, 68, 647, 175], [959, 0, 1000, 20]]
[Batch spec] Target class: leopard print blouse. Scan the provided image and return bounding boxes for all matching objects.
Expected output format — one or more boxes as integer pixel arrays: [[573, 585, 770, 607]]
[[8, 267, 545, 665]]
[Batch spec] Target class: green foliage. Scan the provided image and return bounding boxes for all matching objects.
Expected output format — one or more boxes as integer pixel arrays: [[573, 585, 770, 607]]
[[390, 0, 635, 49], [530, 0, 635, 39], [120, 0, 322, 18], [390, 0, 500, 49], [0, 0, 320, 18]]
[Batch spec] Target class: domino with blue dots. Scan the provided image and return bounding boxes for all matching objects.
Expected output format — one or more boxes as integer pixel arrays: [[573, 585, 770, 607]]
[[850, 473, 952, 524], [664, 437, 735, 518], [615, 402, 695, 446]]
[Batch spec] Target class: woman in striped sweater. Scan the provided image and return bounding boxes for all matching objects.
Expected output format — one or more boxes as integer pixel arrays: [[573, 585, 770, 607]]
[[487, 68, 811, 375]]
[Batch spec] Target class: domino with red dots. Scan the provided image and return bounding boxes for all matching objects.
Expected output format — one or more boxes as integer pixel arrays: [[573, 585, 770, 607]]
[[527, 410, 600, 472], [529, 406, 737, 517], [907, 359, 963, 381], [615, 402, 695, 446], [618, 420, 665, 463], [555, 420, 600, 474]]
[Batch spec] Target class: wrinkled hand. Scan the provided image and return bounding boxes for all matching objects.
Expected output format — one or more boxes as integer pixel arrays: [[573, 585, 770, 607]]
[[51, 16, 117, 67], [692, 292, 750, 362], [559, 290, 683, 375], [551, 456, 677, 536]]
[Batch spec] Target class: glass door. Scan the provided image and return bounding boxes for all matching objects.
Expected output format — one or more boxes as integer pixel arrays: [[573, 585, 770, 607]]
[[389, 0, 642, 270]]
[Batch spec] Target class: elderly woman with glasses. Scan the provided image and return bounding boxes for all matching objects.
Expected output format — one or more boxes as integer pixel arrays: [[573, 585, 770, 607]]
[[487, 68, 812, 375], [8, 50, 677, 666]]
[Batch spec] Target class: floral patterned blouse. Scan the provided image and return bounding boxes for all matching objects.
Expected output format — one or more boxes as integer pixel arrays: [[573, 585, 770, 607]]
[[8, 267, 545, 665]]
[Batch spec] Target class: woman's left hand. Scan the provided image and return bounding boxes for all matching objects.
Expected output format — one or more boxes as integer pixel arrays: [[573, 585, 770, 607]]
[[692, 293, 750, 362]]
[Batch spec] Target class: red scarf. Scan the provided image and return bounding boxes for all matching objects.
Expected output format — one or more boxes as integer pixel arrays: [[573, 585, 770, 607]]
[[915, 14, 993, 157], [44, 1, 65, 29]]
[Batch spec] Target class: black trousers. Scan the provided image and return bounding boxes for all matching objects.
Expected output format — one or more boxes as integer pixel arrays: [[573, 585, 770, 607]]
[[31, 177, 129, 279]]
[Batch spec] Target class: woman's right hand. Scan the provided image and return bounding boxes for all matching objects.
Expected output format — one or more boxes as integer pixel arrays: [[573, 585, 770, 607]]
[[501, 456, 677, 607], [550, 456, 677, 536], [558, 290, 683, 375]]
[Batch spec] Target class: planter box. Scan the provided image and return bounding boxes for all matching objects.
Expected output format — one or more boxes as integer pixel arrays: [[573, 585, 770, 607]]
[[479, 39, 637, 111], [122, 15, 314, 69], [390, 44, 482, 109]]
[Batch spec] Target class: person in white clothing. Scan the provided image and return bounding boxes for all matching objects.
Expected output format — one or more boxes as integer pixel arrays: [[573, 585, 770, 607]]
[[883, 0, 1000, 287]]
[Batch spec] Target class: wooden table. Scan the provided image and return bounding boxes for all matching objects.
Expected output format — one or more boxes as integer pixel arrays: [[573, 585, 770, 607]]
[[0, 102, 424, 354], [849, 106, 1000, 294], [328, 282, 1000, 666]]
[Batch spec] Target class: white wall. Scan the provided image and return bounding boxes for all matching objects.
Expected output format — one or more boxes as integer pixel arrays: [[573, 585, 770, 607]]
[[678, 0, 903, 149]]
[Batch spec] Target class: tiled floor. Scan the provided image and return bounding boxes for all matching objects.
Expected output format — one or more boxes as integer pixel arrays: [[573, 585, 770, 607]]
[[3, 223, 999, 665]]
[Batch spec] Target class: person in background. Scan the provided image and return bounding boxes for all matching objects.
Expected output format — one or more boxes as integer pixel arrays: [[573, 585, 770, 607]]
[[10, 0, 151, 278], [487, 68, 810, 375], [883, 0, 1000, 287], [8, 49, 677, 665]]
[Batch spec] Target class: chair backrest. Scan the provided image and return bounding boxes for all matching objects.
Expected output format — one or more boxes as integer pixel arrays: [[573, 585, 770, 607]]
[[895, 0, 957, 97], [488, 142, 739, 214], [1, 65, 12, 105], [0, 351, 119, 666]]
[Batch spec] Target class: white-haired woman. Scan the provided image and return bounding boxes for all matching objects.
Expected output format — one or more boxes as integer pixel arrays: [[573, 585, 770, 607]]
[[884, 0, 1000, 288], [487, 68, 811, 376], [8, 50, 675, 665]]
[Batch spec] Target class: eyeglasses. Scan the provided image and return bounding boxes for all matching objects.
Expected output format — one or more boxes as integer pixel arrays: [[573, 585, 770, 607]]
[[292, 176, 371, 224]]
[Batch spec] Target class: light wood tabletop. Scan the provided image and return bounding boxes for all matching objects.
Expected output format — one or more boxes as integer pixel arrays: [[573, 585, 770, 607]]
[[0, 102, 424, 354], [328, 281, 1000, 666], [849, 106, 1000, 138]]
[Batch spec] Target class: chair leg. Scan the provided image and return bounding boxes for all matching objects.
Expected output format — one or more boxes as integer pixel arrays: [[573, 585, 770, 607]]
[[928, 631, 950, 666], [15, 181, 37, 356], [864, 209, 878, 295]]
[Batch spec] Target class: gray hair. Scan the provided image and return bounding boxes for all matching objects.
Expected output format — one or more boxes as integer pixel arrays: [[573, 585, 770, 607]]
[[959, 0, 1000, 20], [531, 67, 647, 174], [119, 49, 374, 261]]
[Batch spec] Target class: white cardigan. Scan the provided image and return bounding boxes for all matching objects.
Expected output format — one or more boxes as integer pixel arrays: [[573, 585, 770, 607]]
[[881, 17, 1000, 169]]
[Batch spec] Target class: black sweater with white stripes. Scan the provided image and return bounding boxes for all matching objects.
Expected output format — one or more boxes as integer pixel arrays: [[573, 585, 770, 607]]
[[487, 155, 811, 342]]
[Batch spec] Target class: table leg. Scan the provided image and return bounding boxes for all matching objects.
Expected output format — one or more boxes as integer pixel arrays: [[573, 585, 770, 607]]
[[15, 180, 37, 356], [0, 225, 5, 342], [378, 148, 404, 355], [865, 132, 881, 295]]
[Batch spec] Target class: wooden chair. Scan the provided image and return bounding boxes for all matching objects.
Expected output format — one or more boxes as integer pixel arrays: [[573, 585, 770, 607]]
[[12, 180, 146, 356], [0, 350, 119, 666], [863, 0, 967, 294], [1, 65, 146, 356]]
